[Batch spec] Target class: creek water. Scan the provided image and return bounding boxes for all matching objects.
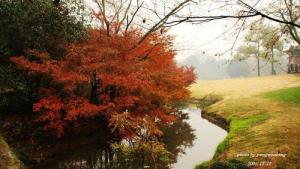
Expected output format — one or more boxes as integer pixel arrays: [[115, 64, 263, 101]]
[[171, 108, 227, 169], [29, 108, 227, 169]]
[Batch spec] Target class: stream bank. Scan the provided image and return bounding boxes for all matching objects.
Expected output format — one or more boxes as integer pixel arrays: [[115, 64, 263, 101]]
[[0, 136, 24, 169], [201, 110, 229, 132]]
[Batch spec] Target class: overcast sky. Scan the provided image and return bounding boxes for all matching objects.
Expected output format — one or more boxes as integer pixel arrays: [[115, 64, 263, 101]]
[[83, 0, 283, 62]]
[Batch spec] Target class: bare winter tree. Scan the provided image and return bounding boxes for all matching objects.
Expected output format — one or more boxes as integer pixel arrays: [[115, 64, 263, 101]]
[[161, 0, 300, 28], [90, 0, 300, 49], [92, 0, 193, 47], [280, 0, 300, 44]]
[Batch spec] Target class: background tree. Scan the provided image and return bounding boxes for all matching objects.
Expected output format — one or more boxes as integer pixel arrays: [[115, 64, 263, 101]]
[[234, 22, 284, 76], [279, 0, 300, 45], [261, 26, 284, 75], [234, 21, 266, 76], [0, 0, 87, 112], [0, 0, 87, 58]]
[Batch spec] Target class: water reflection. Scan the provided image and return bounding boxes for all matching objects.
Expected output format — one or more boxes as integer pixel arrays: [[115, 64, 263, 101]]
[[29, 111, 196, 169], [172, 108, 228, 169], [160, 111, 196, 163], [32, 141, 114, 169]]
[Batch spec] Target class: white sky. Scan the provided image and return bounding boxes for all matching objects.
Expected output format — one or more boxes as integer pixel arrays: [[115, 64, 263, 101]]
[[83, 0, 284, 62]]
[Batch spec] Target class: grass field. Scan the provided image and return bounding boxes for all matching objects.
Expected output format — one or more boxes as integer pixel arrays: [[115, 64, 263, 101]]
[[190, 75, 300, 169], [261, 86, 300, 105]]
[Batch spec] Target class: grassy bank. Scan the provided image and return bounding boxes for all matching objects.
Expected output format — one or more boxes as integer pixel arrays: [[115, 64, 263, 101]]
[[0, 135, 24, 169], [190, 75, 300, 169]]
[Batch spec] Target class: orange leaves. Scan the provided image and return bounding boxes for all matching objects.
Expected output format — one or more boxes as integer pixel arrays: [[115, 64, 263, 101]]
[[33, 96, 103, 138], [33, 96, 63, 114], [10, 25, 195, 138], [109, 110, 141, 138], [10, 56, 49, 74], [64, 98, 102, 121], [33, 96, 65, 138]]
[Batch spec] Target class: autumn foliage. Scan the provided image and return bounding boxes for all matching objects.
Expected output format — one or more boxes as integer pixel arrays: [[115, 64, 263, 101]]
[[10, 26, 195, 138]]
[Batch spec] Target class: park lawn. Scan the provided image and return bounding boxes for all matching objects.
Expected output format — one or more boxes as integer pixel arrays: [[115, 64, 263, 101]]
[[190, 75, 300, 169], [261, 86, 300, 105]]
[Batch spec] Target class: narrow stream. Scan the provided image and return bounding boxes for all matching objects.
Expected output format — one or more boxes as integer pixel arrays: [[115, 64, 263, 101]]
[[28, 108, 228, 169], [172, 108, 227, 169]]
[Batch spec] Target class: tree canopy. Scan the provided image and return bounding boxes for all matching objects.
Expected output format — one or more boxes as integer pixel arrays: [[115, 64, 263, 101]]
[[11, 25, 195, 138]]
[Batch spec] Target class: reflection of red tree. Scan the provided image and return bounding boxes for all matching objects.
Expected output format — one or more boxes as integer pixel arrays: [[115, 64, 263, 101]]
[[10, 29, 195, 138]]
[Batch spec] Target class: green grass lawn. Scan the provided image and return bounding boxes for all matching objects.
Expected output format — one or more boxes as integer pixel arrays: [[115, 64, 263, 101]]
[[261, 86, 300, 104], [190, 75, 300, 169]]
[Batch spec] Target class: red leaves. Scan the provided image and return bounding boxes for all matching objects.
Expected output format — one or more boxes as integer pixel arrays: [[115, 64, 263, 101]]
[[64, 98, 102, 121], [10, 27, 195, 138], [33, 96, 65, 138], [33, 96, 63, 114], [33, 96, 103, 138]]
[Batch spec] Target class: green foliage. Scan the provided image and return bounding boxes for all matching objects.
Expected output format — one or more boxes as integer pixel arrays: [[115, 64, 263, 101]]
[[110, 140, 173, 169], [214, 137, 229, 159], [194, 160, 210, 169], [276, 164, 287, 169], [234, 45, 258, 60], [261, 86, 300, 105], [261, 27, 284, 51], [0, 91, 33, 114], [0, 0, 87, 58], [234, 23, 283, 61], [195, 159, 249, 169], [0, 0, 88, 112], [0, 63, 27, 90], [211, 159, 250, 169], [234, 22, 284, 76]]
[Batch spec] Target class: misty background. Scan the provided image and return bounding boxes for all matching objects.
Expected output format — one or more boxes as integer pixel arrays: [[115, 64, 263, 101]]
[[177, 54, 289, 80]]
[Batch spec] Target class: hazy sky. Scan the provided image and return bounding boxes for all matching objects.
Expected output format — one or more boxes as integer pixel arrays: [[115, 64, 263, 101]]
[[83, 0, 279, 61]]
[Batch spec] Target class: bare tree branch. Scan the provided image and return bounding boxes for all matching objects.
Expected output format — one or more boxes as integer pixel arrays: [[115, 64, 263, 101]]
[[115, 0, 133, 34], [135, 0, 192, 46], [125, 0, 144, 33], [162, 0, 300, 29]]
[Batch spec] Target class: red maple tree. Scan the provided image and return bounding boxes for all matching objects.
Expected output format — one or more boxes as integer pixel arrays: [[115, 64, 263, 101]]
[[11, 27, 195, 138]]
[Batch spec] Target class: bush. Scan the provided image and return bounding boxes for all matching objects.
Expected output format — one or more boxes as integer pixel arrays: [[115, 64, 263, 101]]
[[110, 140, 173, 169], [0, 91, 33, 114], [211, 159, 249, 169], [0, 0, 88, 114], [0, 0, 87, 58]]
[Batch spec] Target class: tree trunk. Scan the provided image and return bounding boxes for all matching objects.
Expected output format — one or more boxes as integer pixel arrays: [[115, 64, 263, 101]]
[[90, 70, 101, 104], [257, 42, 260, 76], [271, 47, 276, 75]]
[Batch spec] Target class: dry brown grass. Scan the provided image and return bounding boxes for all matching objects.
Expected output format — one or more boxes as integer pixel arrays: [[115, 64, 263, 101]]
[[190, 74, 300, 169], [190, 75, 300, 99]]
